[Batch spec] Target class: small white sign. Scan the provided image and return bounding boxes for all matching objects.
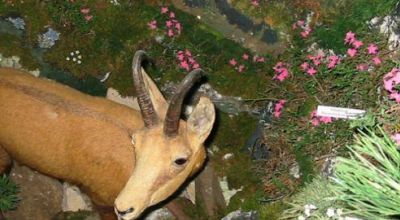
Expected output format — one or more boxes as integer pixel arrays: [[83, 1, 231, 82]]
[[317, 105, 365, 119]]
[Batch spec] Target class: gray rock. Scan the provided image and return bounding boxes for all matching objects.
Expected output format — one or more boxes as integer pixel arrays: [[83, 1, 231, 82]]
[[3, 163, 63, 220], [62, 182, 94, 212], [6, 17, 25, 30], [38, 27, 60, 48], [0, 53, 40, 77], [221, 210, 259, 220], [368, 15, 400, 50]]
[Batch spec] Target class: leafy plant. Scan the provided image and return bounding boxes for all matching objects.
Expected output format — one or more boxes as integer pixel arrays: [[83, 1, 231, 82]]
[[0, 175, 20, 211], [332, 128, 400, 219], [280, 176, 346, 219]]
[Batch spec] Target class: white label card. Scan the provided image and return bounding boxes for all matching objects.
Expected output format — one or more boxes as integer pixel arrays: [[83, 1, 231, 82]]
[[316, 105, 365, 119]]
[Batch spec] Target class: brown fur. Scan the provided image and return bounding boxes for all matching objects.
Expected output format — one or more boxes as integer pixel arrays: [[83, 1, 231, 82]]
[[0, 146, 11, 174], [0, 68, 140, 205], [0, 67, 215, 220]]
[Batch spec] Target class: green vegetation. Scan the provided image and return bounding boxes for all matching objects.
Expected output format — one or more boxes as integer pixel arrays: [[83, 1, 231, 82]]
[[333, 128, 400, 219], [0, 175, 19, 212], [281, 128, 400, 220]]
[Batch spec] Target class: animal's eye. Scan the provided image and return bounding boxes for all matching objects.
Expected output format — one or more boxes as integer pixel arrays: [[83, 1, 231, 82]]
[[174, 158, 187, 166]]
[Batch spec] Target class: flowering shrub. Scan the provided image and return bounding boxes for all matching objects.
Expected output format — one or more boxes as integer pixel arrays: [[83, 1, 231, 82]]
[[292, 20, 312, 38], [310, 110, 334, 127], [228, 53, 265, 73], [177, 49, 200, 72], [148, 6, 182, 38], [383, 68, 400, 103], [273, 99, 286, 118], [273, 62, 290, 81]]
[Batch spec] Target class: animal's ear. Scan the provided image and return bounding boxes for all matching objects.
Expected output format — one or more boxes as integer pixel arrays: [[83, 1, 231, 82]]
[[141, 67, 168, 119], [187, 96, 215, 146]]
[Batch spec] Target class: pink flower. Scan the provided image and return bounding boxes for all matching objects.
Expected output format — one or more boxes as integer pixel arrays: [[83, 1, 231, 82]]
[[167, 29, 174, 37], [188, 57, 196, 64], [310, 109, 334, 126], [297, 20, 305, 26], [329, 55, 339, 62], [80, 8, 90, 14], [192, 63, 200, 69], [273, 100, 286, 118], [273, 62, 283, 70], [347, 48, 357, 57], [177, 53, 185, 61], [176, 50, 199, 72], [367, 43, 378, 55], [292, 23, 298, 30], [256, 57, 265, 63], [273, 111, 282, 118], [345, 31, 356, 44], [169, 12, 175, 18], [352, 40, 363, 49], [84, 15, 93, 21], [238, 64, 245, 73], [306, 67, 317, 76], [327, 62, 336, 69], [273, 62, 290, 82], [175, 24, 182, 34], [300, 62, 309, 71], [390, 92, 400, 103], [312, 58, 321, 66], [161, 6, 169, 14], [391, 133, 400, 145], [275, 68, 289, 81], [372, 56, 381, 65], [300, 27, 311, 38], [242, 53, 249, 60], [356, 63, 368, 71], [383, 68, 400, 93], [310, 110, 317, 118], [327, 55, 340, 69], [311, 118, 320, 126], [251, 0, 259, 7], [166, 20, 173, 28], [147, 20, 157, 30], [180, 60, 190, 71], [320, 116, 333, 124], [229, 58, 237, 66]]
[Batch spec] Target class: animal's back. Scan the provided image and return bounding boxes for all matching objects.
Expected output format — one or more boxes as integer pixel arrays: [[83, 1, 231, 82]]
[[0, 68, 140, 205]]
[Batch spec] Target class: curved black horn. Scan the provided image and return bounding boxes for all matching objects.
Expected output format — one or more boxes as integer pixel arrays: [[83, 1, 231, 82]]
[[164, 69, 205, 137], [132, 50, 159, 128]]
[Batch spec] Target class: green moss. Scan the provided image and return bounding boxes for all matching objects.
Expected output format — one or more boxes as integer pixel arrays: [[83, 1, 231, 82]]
[[212, 112, 258, 149], [260, 202, 287, 220], [314, 0, 398, 52], [294, 149, 314, 183], [0, 34, 39, 70], [52, 211, 95, 220]]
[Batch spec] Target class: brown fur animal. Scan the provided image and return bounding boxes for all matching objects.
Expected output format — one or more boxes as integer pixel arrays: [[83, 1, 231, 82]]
[[0, 51, 215, 220]]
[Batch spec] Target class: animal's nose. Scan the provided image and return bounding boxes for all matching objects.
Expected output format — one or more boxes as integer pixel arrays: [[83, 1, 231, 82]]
[[115, 207, 135, 216]]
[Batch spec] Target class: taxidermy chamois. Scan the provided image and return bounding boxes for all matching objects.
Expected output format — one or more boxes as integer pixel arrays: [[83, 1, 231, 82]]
[[0, 50, 215, 220]]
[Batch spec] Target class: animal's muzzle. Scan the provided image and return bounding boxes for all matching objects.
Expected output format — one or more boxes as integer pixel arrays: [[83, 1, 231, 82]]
[[115, 206, 135, 219]]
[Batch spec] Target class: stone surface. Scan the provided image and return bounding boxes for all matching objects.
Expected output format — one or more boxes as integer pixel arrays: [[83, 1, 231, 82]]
[[38, 27, 60, 49], [62, 182, 94, 212], [172, 0, 286, 55], [0, 53, 41, 77], [3, 163, 63, 220], [219, 176, 243, 206]]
